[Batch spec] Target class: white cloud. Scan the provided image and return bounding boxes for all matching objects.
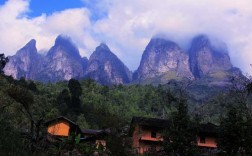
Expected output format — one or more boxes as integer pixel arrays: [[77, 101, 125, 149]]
[[0, 0, 97, 57], [0, 0, 252, 74], [92, 0, 252, 73]]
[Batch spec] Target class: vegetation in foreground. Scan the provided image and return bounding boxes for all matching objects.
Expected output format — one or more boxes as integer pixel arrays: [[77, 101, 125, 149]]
[[1, 53, 252, 155]]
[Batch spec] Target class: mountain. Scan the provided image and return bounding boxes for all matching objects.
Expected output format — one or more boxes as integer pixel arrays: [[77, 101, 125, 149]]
[[4, 35, 131, 84], [34, 35, 86, 82], [133, 35, 243, 86], [189, 35, 233, 79], [85, 43, 132, 85], [133, 38, 194, 84], [187, 35, 242, 87], [4, 39, 43, 79], [3, 34, 243, 87]]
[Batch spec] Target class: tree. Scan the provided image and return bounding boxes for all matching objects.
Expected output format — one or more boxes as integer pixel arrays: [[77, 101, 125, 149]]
[[217, 76, 252, 155], [0, 115, 31, 155], [7, 84, 48, 153], [218, 106, 242, 155], [28, 81, 38, 93], [76, 114, 90, 129], [106, 128, 133, 156], [164, 99, 198, 156], [57, 89, 71, 115], [0, 53, 9, 74], [218, 105, 252, 155], [68, 79, 82, 110]]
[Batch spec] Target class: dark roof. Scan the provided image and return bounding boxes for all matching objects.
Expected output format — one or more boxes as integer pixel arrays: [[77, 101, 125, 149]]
[[131, 116, 170, 128], [44, 116, 78, 126], [129, 116, 219, 137], [199, 122, 219, 135], [82, 129, 103, 135], [129, 116, 170, 137], [82, 128, 111, 135]]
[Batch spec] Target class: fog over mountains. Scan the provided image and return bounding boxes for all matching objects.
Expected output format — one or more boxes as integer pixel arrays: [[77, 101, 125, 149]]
[[4, 34, 242, 85]]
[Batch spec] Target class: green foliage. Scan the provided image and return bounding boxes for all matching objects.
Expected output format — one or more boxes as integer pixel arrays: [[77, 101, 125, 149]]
[[76, 114, 90, 129], [1, 73, 252, 155], [106, 130, 133, 156], [68, 78, 82, 109], [164, 99, 199, 156], [57, 88, 71, 115], [0, 53, 9, 74], [218, 105, 252, 155], [217, 76, 252, 155], [0, 113, 31, 156]]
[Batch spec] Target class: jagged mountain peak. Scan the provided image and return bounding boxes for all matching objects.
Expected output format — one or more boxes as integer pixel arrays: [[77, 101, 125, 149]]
[[47, 35, 81, 59], [90, 43, 117, 61], [97, 43, 109, 50], [147, 37, 179, 51], [85, 44, 132, 85], [189, 34, 232, 78], [35, 35, 85, 82], [149, 37, 176, 44], [16, 39, 37, 56], [192, 34, 228, 53], [192, 34, 209, 43], [92, 43, 113, 56], [25, 39, 36, 47], [134, 37, 194, 83], [4, 38, 41, 79], [55, 34, 72, 45]]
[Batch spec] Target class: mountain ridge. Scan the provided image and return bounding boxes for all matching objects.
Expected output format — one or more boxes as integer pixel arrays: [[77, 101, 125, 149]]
[[4, 34, 242, 86]]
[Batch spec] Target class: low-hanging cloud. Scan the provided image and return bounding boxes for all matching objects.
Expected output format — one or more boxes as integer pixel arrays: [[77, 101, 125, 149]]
[[0, 0, 97, 57], [0, 0, 252, 74]]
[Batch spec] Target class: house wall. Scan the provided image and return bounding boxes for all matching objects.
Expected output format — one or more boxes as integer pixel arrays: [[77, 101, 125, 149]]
[[197, 136, 217, 148], [139, 142, 162, 154], [132, 124, 140, 151], [47, 121, 70, 137], [132, 125, 163, 154], [132, 124, 218, 155], [140, 129, 163, 141]]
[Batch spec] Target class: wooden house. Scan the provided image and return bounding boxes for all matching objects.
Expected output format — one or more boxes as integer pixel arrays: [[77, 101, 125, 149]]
[[198, 122, 219, 155], [45, 116, 109, 148], [129, 116, 170, 154], [45, 116, 82, 137], [129, 116, 219, 155], [81, 129, 109, 148]]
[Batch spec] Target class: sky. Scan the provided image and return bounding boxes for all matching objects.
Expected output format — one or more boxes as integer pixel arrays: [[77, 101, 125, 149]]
[[0, 0, 252, 74]]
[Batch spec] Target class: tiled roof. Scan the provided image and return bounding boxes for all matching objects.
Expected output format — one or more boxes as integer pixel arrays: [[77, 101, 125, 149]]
[[44, 116, 78, 126], [199, 122, 219, 135], [131, 116, 171, 128], [129, 116, 219, 136], [81, 129, 103, 135]]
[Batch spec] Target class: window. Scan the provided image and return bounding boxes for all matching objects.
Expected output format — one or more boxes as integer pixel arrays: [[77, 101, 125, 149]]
[[151, 131, 156, 138], [200, 136, 206, 143]]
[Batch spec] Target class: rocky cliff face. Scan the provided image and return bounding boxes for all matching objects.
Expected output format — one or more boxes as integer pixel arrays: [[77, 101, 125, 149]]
[[189, 35, 233, 79], [4, 34, 242, 86], [4, 35, 131, 84], [134, 38, 194, 83], [85, 43, 132, 85], [4, 39, 43, 79], [35, 35, 86, 82]]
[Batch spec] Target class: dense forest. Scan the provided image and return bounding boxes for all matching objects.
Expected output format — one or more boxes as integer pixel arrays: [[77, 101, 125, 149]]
[[1, 53, 252, 155]]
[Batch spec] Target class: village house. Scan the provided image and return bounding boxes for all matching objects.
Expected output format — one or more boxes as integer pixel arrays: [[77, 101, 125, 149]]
[[129, 116, 219, 155], [45, 116, 109, 147], [46, 116, 82, 138], [197, 122, 219, 155], [129, 116, 170, 154]]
